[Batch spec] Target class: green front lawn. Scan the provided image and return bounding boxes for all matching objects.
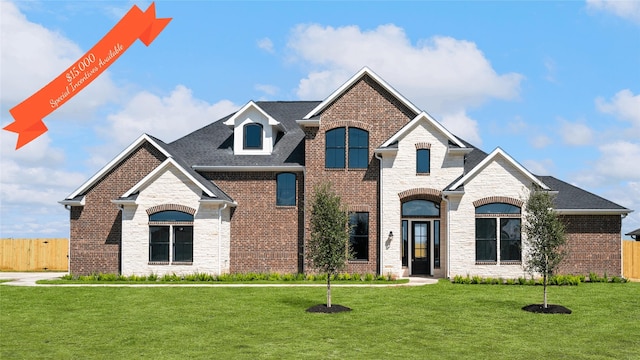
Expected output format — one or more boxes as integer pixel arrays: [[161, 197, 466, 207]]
[[1, 282, 638, 359]]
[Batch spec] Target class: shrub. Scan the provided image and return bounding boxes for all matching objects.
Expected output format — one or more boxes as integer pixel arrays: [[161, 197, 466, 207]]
[[471, 275, 482, 284], [364, 273, 375, 281]]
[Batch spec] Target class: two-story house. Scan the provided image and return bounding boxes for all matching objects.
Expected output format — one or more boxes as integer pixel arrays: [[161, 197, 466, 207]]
[[60, 67, 632, 278]]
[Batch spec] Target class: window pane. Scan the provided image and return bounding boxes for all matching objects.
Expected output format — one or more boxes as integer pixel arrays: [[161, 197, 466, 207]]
[[500, 218, 521, 261], [402, 200, 440, 217], [325, 128, 345, 168], [349, 212, 369, 260], [149, 226, 169, 262], [434, 220, 440, 268], [244, 124, 263, 149], [417, 149, 430, 173], [476, 203, 520, 214], [348, 128, 368, 169], [276, 173, 296, 206], [402, 220, 408, 267], [174, 226, 193, 262], [149, 211, 193, 222], [475, 218, 497, 261]]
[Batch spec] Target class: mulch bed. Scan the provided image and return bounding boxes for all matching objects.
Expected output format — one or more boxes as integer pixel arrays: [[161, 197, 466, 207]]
[[522, 304, 572, 314], [306, 304, 352, 313]]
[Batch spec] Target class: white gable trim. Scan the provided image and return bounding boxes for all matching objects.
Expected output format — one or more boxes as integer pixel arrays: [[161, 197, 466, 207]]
[[449, 147, 549, 191], [380, 112, 466, 149], [65, 134, 171, 200], [223, 101, 281, 128], [122, 157, 216, 198], [302, 67, 421, 120]]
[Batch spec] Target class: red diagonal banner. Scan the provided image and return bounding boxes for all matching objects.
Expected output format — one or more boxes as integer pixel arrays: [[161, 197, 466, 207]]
[[4, 3, 171, 150]]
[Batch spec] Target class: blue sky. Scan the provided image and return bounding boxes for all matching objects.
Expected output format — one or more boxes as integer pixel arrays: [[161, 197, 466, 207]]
[[1, 0, 639, 238]]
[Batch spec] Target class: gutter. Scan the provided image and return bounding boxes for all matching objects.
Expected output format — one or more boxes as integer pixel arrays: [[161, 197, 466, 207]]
[[375, 152, 383, 276], [193, 165, 305, 172]]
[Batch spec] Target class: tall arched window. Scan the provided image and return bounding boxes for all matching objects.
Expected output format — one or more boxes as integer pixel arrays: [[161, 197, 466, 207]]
[[348, 128, 369, 168], [149, 210, 194, 264], [243, 123, 263, 149], [475, 203, 521, 263], [325, 128, 346, 168]]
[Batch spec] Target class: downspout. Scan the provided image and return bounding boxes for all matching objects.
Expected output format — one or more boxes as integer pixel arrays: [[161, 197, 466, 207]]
[[302, 167, 306, 274], [442, 194, 451, 279], [218, 203, 228, 275], [375, 152, 383, 276], [63, 205, 72, 275]]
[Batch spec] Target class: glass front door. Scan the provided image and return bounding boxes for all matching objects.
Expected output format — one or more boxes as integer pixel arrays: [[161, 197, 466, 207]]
[[411, 222, 430, 275]]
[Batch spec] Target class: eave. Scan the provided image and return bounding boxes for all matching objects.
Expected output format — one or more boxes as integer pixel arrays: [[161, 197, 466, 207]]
[[192, 165, 305, 172]]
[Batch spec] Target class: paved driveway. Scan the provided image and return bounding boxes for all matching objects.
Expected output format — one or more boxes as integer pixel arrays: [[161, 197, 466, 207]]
[[0, 272, 67, 286]]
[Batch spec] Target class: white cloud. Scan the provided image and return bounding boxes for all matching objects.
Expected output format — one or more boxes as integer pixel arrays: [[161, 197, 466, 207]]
[[257, 37, 275, 53], [596, 89, 640, 137], [531, 135, 553, 149], [559, 119, 594, 146], [288, 24, 523, 110], [287, 23, 523, 145], [594, 141, 640, 181], [255, 84, 279, 96], [439, 111, 482, 146], [543, 56, 558, 83], [586, 0, 640, 24], [100, 85, 239, 147]]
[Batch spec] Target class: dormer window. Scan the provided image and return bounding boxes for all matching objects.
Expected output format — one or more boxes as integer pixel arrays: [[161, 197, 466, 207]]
[[243, 123, 263, 149], [223, 101, 282, 155]]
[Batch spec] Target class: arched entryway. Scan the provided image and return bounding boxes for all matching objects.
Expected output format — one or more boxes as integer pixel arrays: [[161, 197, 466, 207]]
[[399, 193, 443, 276]]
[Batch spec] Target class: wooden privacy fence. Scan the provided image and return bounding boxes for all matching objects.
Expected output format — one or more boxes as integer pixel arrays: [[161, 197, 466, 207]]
[[0, 238, 68, 271], [623, 240, 640, 280]]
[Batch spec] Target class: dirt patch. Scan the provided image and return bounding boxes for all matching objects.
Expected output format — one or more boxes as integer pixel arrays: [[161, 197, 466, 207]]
[[522, 304, 572, 314], [306, 304, 352, 313]]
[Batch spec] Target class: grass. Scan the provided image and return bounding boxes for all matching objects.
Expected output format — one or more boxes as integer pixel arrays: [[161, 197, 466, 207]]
[[1, 282, 639, 359]]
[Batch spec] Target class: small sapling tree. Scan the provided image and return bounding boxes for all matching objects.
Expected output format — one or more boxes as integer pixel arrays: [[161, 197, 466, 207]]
[[307, 182, 351, 308], [523, 187, 567, 308]]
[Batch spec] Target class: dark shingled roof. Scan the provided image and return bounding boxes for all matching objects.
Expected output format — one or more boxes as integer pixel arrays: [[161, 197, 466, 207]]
[[147, 135, 234, 202], [168, 101, 321, 167], [536, 176, 629, 211]]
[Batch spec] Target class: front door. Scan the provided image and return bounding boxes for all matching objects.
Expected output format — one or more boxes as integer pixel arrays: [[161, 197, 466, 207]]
[[411, 222, 430, 275]]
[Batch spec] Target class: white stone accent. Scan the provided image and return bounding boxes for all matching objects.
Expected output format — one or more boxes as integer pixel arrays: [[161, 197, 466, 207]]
[[380, 120, 465, 278], [448, 155, 532, 279], [121, 164, 231, 276]]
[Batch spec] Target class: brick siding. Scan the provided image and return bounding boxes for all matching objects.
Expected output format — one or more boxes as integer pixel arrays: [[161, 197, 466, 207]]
[[304, 75, 415, 274], [69, 142, 166, 275], [557, 215, 622, 276], [204, 171, 304, 273]]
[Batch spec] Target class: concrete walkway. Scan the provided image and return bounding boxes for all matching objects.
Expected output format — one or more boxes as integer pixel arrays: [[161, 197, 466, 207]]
[[0, 272, 438, 287]]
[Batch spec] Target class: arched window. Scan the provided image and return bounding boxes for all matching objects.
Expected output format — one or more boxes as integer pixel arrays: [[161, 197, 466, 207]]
[[325, 128, 346, 168], [243, 123, 263, 149], [149, 210, 194, 264], [276, 173, 296, 206], [401, 200, 440, 217], [475, 203, 521, 263], [348, 128, 369, 168]]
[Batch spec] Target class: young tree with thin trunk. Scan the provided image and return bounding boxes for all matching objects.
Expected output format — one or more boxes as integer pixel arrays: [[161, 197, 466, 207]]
[[523, 187, 567, 308], [307, 182, 351, 308]]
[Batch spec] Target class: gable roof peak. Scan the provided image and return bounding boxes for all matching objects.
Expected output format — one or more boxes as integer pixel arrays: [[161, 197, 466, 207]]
[[379, 111, 466, 149], [448, 147, 549, 191], [302, 67, 421, 120]]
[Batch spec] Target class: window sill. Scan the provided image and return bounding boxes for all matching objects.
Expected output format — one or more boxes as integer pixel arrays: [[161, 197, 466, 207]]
[[348, 259, 369, 263], [172, 262, 193, 266], [347, 168, 367, 171], [276, 205, 297, 209], [475, 261, 497, 265], [149, 261, 169, 265], [501, 261, 522, 265], [148, 262, 193, 266], [416, 173, 431, 176]]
